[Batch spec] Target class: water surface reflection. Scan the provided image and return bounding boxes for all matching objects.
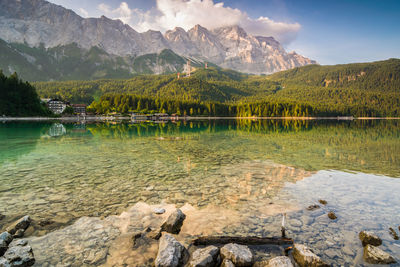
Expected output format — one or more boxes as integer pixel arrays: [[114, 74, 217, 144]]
[[0, 120, 399, 266]]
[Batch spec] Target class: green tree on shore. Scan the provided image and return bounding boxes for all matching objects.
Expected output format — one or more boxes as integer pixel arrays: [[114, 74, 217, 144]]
[[0, 71, 50, 116]]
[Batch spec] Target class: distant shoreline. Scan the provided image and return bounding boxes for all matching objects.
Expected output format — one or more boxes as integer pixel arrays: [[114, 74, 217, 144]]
[[1, 116, 400, 122]]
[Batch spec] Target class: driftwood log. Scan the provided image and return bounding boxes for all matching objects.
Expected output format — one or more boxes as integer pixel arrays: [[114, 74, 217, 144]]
[[192, 236, 294, 246]]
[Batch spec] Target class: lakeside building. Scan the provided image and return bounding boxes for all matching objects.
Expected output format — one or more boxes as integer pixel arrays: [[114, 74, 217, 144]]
[[152, 113, 169, 120], [71, 104, 86, 115], [131, 113, 170, 121], [131, 113, 151, 121], [43, 99, 67, 114]]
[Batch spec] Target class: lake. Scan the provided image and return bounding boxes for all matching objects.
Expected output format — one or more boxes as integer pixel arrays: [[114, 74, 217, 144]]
[[0, 119, 399, 266]]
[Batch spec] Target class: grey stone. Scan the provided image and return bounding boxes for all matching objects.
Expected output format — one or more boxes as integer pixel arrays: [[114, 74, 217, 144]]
[[359, 231, 382, 246], [155, 233, 187, 267], [220, 259, 235, 267], [189, 246, 219, 267], [3, 243, 35, 267], [155, 208, 166, 215], [363, 244, 396, 264], [11, 240, 28, 247], [267, 256, 294, 267], [161, 209, 186, 234], [220, 243, 253, 267], [292, 244, 329, 267], [0, 233, 13, 246], [6, 216, 31, 235], [0, 257, 11, 267]]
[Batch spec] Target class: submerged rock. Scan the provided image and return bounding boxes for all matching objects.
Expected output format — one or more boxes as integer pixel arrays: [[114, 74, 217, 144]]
[[359, 231, 382, 246], [318, 200, 327, 205], [363, 244, 396, 264], [389, 227, 399, 240], [37, 219, 54, 227], [13, 230, 25, 239], [2, 239, 35, 267], [292, 244, 329, 267], [155, 233, 187, 267], [6, 216, 31, 235], [161, 209, 186, 234], [220, 243, 253, 267], [0, 213, 5, 221], [267, 256, 294, 267], [327, 212, 337, 220], [306, 205, 320, 211], [189, 246, 220, 267]]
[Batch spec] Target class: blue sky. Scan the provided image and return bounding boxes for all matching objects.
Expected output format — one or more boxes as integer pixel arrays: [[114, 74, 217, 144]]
[[49, 0, 400, 65]]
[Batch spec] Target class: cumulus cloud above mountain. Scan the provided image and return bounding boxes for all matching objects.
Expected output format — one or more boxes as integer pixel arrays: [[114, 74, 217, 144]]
[[97, 0, 301, 44]]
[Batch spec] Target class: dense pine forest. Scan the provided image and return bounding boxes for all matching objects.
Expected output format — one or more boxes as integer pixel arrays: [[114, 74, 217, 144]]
[[0, 71, 50, 116], [88, 94, 315, 117], [2, 58, 400, 117]]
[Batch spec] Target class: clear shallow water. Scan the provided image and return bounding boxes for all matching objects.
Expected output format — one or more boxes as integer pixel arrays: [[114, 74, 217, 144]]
[[0, 120, 399, 266]]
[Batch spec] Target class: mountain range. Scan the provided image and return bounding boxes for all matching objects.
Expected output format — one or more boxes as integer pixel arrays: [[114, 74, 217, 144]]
[[0, 0, 316, 81]]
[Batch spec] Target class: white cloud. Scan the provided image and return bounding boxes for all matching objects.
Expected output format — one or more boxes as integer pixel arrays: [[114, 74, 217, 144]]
[[78, 8, 89, 18], [98, 2, 133, 24], [97, 0, 301, 44]]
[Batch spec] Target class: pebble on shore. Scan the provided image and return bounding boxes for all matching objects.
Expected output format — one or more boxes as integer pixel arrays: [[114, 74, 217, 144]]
[[359, 231, 382, 247], [327, 211, 337, 220], [389, 227, 399, 240]]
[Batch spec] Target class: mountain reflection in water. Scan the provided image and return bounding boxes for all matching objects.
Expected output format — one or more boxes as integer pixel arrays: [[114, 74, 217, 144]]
[[0, 119, 399, 266]]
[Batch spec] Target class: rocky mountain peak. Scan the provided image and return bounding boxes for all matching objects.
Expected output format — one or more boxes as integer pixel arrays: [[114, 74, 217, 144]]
[[189, 24, 211, 36], [0, 0, 316, 74], [213, 25, 248, 39], [165, 27, 189, 41]]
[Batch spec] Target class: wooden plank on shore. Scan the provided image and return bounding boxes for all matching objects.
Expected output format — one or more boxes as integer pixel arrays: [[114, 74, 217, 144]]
[[192, 236, 294, 246]]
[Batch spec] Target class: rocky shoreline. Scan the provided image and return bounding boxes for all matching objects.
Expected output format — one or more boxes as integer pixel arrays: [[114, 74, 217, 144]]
[[1, 201, 399, 266], [0, 216, 35, 267], [131, 207, 398, 266]]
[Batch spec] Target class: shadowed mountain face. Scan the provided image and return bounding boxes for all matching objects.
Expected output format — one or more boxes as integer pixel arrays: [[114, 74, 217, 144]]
[[0, 0, 316, 78]]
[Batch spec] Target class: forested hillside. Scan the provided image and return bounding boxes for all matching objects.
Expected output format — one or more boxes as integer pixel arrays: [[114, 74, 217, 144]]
[[33, 59, 400, 117], [0, 38, 203, 81], [0, 72, 50, 116]]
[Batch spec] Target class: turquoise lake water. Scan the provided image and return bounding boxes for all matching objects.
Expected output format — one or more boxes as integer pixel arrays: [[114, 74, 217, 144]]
[[0, 120, 399, 266]]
